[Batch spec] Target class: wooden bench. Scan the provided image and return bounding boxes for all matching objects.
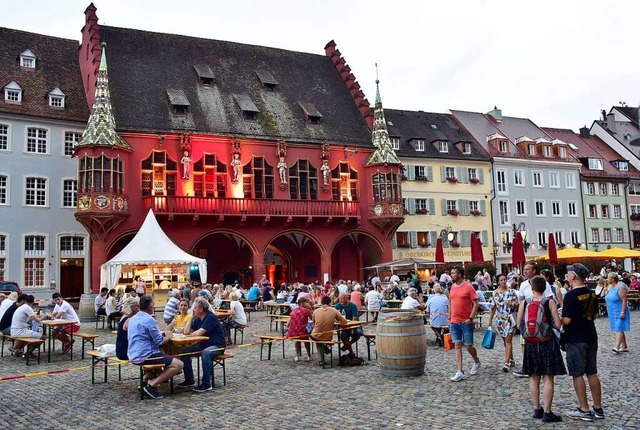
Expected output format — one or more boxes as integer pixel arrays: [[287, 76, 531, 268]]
[[274, 317, 289, 335], [363, 333, 376, 361], [138, 363, 173, 400], [255, 334, 286, 360], [267, 313, 289, 331], [75, 333, 99, 360], [95, 313, 107, 329], [233, 325, 247, 345], [19, 338, 45, 365], [0, 333, 14, 357], [211, 353, 234, 387], [86, 349, 129, 384], [242, 307, 253, 322], [291, 339, 338, 368]]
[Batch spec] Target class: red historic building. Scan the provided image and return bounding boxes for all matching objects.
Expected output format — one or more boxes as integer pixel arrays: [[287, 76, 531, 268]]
[[75, 4, 403, 292]]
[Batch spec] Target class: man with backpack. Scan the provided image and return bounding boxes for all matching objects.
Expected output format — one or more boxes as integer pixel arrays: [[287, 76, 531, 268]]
[[562, 263, 603, 422]]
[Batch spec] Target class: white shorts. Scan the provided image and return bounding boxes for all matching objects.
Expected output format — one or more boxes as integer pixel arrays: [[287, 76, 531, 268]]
[[11, 328, 41, 339]]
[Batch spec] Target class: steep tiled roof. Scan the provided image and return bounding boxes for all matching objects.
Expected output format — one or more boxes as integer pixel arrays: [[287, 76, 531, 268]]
[[0, 27, 89, 122], [384, 109, 489, 160], [97, 26, 372, 146], [449, 109, 523, 157], [616, 106, 639, 126]]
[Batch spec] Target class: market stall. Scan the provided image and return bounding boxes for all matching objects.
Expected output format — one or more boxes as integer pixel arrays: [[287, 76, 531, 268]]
[[100, 209, 207, 306]]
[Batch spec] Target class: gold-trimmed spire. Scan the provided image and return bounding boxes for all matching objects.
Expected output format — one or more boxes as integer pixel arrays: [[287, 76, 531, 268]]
[[364, 65, 400, 166]]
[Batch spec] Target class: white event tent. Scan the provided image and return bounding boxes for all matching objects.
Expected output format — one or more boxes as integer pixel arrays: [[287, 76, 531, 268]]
[[100, 209, 207, 289]]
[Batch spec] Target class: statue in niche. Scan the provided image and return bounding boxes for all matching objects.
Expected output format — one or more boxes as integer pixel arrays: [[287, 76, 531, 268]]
[[321, 159, 330, 186], [181, 151, 191, 179], [277, 156, 288, 184], [230, 153, 242, 183]]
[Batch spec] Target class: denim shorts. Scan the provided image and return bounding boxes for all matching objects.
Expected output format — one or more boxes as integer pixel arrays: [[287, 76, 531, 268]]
[[449, 322, 474, 346], [565, 342, 598, 377]]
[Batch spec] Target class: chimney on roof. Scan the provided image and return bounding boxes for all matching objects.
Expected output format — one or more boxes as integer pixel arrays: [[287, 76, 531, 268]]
[[607, 112, 617, 133], [579, 126, 590, 139], [487, 106, 502, 122]]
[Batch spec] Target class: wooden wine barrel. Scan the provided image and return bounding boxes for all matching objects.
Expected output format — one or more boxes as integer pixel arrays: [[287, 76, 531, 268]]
[[376, 310, 427, 377]]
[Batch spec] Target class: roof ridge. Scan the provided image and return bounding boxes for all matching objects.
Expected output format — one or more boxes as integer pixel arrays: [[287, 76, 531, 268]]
[[0, 25, 80, 43]]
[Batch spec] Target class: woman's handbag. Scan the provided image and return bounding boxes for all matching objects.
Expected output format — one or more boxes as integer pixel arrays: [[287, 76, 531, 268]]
[[482, 328, 496, 349], [443, 333, 454, 350]]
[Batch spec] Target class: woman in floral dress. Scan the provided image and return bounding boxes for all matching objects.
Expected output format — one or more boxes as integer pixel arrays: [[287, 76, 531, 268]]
[[489, 274, 519, 371]]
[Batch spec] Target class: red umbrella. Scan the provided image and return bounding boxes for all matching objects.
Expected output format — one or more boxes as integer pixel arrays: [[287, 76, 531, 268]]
[[547, 232, 558, 266], [512, 232, 526, 269], [435, 237, 445, 263], [470, 233, 483, 263]]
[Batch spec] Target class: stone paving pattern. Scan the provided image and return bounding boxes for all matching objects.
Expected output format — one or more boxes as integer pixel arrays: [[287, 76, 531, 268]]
[[0, 308, 638, 430]]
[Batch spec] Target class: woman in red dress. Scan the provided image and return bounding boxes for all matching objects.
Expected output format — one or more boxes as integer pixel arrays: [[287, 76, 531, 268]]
[[286, 296, 314, 361]]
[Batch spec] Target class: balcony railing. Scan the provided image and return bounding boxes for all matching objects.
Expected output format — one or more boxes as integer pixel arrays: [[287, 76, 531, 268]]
[[143, 196, 360, 218]]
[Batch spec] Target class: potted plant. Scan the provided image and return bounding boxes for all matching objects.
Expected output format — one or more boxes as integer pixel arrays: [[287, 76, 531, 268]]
[[523, 240, 531, 252], [447, 208, 459, 216], [446, 176, 458, 183], [416, 175, 430, 182], [415, 208, 429, 215], [503, 241, 512, 252], [469, 209, 481, 216], [558, 242, 566, 250], [540, 243, 549, 250], [469, 177, 480, 184]]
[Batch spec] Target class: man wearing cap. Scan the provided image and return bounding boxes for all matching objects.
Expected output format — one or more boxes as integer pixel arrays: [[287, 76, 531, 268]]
[[335, 292, 362, 356], [562, 263, 603, 422]]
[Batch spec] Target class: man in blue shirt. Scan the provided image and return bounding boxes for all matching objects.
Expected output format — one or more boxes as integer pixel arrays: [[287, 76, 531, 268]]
[[335, 293, 362, 356], [247, 283, 260, 302], [183, 296, 226, 393], [127, 295, 183, 399]]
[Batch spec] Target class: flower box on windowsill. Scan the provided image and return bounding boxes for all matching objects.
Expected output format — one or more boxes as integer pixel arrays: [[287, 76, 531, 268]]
[[557, 243, 566, 250], [631, 213, 640, 221], [469, 210, 481, 216], [469, 177, 480, 184], [447, 209, 459, 216], [418, 243, 431, 248], [540, 244, 548, 250], [397, 243, 411, 248], [446, 177, 458, 183], [415, 209, 429, 215], [416, 176, 430, 182]]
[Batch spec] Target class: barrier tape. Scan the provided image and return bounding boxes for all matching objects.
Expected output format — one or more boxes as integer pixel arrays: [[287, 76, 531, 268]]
[[0, 309, 431, 382]]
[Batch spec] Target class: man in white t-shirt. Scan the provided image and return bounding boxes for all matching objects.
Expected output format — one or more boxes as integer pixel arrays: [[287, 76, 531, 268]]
[[11, 294, 46, 357], [94, 287, 108, 315], [365, 285, 384, 322], [50, 293, 81, 355], [439, 270, 452, 287], [401, 288, 425, 311], [389, 274, 400, 284]]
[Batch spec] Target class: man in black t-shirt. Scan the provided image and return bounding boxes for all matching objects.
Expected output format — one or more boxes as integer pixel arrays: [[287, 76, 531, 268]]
[[562, 264, 603, 422]]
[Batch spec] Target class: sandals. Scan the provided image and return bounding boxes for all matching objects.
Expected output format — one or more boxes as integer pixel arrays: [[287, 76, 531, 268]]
[[502, 363, 509, 372]]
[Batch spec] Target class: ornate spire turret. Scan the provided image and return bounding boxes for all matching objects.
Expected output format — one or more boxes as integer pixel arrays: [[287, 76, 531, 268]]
[[77, 43, 132, 151], [364, 70, 400, 166]]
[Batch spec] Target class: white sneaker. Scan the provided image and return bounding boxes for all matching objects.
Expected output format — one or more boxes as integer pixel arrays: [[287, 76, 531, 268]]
[[294, 356, 300, 362], [450, 371, 467, 382], [470, 362, 481, 375]]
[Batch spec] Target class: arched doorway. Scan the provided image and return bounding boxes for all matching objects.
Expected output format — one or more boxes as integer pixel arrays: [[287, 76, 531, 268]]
[[331, 232, 383, 282], [265, 231, 323, 286], [192, 231, 254, 287]]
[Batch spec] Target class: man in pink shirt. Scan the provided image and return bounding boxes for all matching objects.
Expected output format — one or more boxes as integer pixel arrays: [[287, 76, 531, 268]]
[[448, 266, 480, 382]]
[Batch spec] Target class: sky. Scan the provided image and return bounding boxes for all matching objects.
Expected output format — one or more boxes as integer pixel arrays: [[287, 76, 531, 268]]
[[2, 0, 639, 131]]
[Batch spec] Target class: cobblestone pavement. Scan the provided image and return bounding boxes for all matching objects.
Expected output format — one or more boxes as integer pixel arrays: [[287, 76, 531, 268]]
[[0, 307, 638, 430]]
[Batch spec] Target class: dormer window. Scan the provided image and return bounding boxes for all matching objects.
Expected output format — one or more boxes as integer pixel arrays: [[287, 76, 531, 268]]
[[166, 89, 190, 116], [413, 139, 425, 152], [615, 161, 629, 171], [4, 81, 22, 103], [234, 94, 259, 120], [558, 146, 567, 158], [499, 140, 508, 152], [390, 137, 400, 150], [256, 69, 278, 91], [438, 141, 448, 153], [298, 102, 323, 125], [588, 158, 604, 170], [193, 64, 215, 86], [543, 145, 551, 157], [528, 144, 536, 155], [462, 143, 471, 154], [19, 49, 36, 69], [48, 87, 65, 108]]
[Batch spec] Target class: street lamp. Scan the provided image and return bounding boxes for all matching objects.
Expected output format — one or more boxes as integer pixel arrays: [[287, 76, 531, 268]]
[[591, 242, 599, 251], [493, 241, 501, 257], [512, 222, 527, 241]]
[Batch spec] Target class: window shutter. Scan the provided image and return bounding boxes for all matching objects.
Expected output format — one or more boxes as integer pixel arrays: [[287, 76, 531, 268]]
[[481, 230, 488, 246], [427, 166, 434, 182], [429, 231, 438, 247], [479, 200, 486, 216], [583, 182, 589, 194], [460, 230, 470, 247], [460, 168, 469, 183], [428, 198, 435, 215], [406, 165, 415, 181], [408, 198, 416, 215], [458, 199, 467, 215], [410, 231, 418, 248], [440, 166, 446, 182], [478, 168, 484, 184], [391, 234, 397, 248], [441, 199, 447, 215]]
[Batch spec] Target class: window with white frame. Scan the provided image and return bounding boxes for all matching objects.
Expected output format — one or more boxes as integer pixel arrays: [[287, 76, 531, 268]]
[[25, 177, 47, 206], [614, 228, 624, 242], [0, 175, 6, 205], [514, 170, 524, 186], [630, 182, 640, 195], [468, 168, 478, 181], [516, 200, 526, 216], [549, 172, 559, 188], [390, 137, 400, 151], [532, 171, 543, 187], [588, 158, 604, 170], [601, 205, 609, 218], [462, 143, 471, 154], [4, 81, 22, 103], [64, 132, 81, 156], [565, 172, 576, 189], [570, 231, 580, 246], [496, 169, 507, 193], [543, 146, 551, 157], [62, 179, 77, 208], [415, 166, 425, 178], [613, 205, 622, 219], [586, 182, 595, 195], [445, 167, 456, 180], [616, 161, 629, 171], [48, 88, 66, 108], [528, 144, 536, 156], [414, 140, 425, 151], [438, 141, 448, 153], [630, 204, 640, 216], [446, 200, 458, 212], [24, 234, 46, 288], [20, 50, 36, 68], [610, 183, 620, 196], [568, 201, 577, 217], [558, 146, 567, 158], [599, 183, 607, 196], [554, 230, 564, 245], [501, 231, 511, 253], [551, 201, 561, 216], [537, 230, 548, 247], [499, 200, 509, 225], [416, 198, 428, 213], [603, 228, 611, 243], [26, 128, 48, 154], [588, 205, 597, 218], [469, 200, 479, 212], [499, 140, 508, 152], [535, 200, 545, 216], [591, 228, 600, 243], [0, 124, 8, 150], [60, 236, 84, 255]]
